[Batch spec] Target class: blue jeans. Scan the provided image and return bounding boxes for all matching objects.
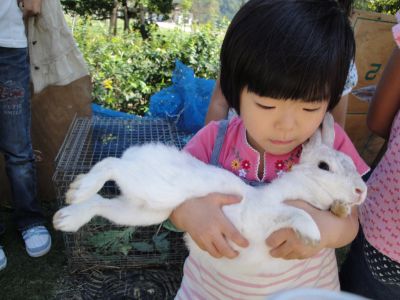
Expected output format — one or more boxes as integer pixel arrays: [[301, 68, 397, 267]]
[[0, 47, 45, 233], [339, 229, 400, 299]]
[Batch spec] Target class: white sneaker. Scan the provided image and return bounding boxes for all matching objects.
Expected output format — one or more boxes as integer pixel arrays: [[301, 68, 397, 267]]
[[0, 246, 6, 270], [22, 226, 52, 257]]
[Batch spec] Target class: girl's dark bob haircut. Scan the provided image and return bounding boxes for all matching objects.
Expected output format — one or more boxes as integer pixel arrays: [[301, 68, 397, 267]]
[[220, 0, 356, 114]]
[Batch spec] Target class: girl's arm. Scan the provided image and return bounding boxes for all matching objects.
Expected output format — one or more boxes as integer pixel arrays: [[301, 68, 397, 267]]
[[367, 47, 400, 139], [205, 79, 230, 125], [169, 193, 249, 258], [266, 200, 359, 259], [331, 95, 349, 128]]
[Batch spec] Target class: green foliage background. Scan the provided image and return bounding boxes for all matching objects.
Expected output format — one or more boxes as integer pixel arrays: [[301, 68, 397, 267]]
[[354, 0, 400, 13], [69, 0, 399, 115], [72, 19, 224, 115]]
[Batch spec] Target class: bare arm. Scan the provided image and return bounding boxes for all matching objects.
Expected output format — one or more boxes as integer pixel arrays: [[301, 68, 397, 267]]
[[205, 79, 229, 124], [266, 201, 359, 259], [331, 95, 349, 128], [170, 193, 249, 258], [367, 47, 400, 139], [21, 0, 42, 17]]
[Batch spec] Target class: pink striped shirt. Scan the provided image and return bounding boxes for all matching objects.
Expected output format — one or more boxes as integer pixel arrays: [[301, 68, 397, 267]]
[[177, 116, 369, 299]]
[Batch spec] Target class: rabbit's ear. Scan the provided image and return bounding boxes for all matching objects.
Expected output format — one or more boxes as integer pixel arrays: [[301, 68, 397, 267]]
[[306, 126, 322, 149], [321, 112, 335, 147]]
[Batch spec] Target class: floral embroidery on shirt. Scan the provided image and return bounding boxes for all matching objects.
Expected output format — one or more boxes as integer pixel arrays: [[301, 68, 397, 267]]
[[286, 160, 295, 171], [273, 146, 302, 177], [275, 160, 285, 170], [230, 148, 250, 178], [276, 170, 285, 178], [231, 159, 241, 170], [239, 169, 247, 177], [241, 160, 251, 170]]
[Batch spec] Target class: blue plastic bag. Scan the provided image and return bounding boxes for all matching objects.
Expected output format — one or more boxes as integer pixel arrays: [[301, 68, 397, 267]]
[[92, 103, 138, 119], [148, 60, 215, 133]]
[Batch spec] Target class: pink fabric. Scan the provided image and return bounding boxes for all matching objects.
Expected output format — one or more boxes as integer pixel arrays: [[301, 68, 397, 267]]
[[178, 116, 369, 299], [393, 11, 400, 48], [359, 12, 400, 264], [184, 116, 369, 179], [359, 111, 400, 263]]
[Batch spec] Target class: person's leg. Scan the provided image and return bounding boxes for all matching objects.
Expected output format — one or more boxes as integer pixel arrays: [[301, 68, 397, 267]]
[[340, 229, 400, 299], [0, 47, 45, 231], [0, 222, 5, 270]]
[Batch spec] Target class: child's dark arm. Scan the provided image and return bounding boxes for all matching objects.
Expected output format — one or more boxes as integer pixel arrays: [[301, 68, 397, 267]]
[[367, 47, 400, 138]]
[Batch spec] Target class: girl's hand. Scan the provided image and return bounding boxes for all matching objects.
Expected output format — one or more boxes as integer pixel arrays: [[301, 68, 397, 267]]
[[266, 200, 359, 260], [20, 0, 42, 18], [169, 193, 249, 259], [266, 227, 323, 260]]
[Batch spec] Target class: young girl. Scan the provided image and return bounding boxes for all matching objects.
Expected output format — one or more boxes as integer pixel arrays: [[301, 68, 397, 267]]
[[170, 0, 369, 298], [339, 12, 400, 300]]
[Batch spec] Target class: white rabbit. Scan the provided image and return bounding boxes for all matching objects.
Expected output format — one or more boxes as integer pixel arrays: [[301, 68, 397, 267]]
[[53, 113, 367, 274]]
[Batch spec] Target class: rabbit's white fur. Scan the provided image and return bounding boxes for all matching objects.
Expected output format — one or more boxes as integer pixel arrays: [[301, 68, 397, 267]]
[[53, 113, 367, 274]]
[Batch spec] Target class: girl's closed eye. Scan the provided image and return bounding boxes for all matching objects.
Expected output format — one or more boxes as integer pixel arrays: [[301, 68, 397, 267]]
[[256, 103, 275, 110], [303, 107, 321, 112]]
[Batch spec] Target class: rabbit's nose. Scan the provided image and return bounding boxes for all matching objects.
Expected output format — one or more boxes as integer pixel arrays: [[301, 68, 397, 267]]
[[354, 187, 367, 204]]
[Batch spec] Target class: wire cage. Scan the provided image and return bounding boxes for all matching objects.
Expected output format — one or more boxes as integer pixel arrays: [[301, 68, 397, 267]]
[[53, 116, 190, 271]]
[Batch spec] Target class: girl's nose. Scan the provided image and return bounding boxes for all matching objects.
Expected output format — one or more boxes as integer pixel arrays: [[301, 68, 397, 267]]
[[275, 115, 296, 131]]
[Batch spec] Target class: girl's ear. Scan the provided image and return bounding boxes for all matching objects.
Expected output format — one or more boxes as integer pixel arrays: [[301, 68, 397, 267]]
[[321, 112, 335, 147]]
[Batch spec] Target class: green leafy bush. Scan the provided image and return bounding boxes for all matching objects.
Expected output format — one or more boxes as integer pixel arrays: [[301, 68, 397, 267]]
[[72, 18, 224, 115], [354, 0, 400, 13], [367, 0, 400, 14]]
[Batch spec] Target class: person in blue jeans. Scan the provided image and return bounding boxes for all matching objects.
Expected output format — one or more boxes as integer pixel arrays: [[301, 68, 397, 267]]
[[0, 0, 51, 271]]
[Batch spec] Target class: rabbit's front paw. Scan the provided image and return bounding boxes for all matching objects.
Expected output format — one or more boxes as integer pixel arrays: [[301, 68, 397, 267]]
[[53, 205, 93, 232], [295, 229, 321, 247], [65, 174, 94, 204], [293, 217, 321, 247], [330, 200, 351, 218]]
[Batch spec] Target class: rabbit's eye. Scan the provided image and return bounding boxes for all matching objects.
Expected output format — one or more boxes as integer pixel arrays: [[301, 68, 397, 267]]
[[318, 161, 330, 171]]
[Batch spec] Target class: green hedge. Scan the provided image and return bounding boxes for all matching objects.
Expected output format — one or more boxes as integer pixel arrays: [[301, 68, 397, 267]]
[[72, 19, 225, 115]]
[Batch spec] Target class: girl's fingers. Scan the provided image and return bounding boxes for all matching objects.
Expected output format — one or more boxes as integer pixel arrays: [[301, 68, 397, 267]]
[[266, 228, 293, 248], [206, 241, 223, 258], [213, 193, 249, 248], [269, 240, 292, 258], [216, 193, 242, 205], [221, 220, 249, 248], [213, 235, 238, 259]]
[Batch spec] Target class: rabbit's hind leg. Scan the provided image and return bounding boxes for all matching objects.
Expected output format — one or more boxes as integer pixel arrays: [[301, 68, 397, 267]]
[[66, 157, 121, 204], [54, 193, 169, 232], [53, 194, 105, 232], [95, 196, 172, 227]]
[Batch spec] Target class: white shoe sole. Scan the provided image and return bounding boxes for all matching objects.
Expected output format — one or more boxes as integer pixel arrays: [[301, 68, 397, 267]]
[[26, 239, 52, 258]]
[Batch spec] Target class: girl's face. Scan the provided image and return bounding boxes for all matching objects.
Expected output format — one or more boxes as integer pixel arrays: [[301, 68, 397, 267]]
[[240, 88, 329, 155]]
